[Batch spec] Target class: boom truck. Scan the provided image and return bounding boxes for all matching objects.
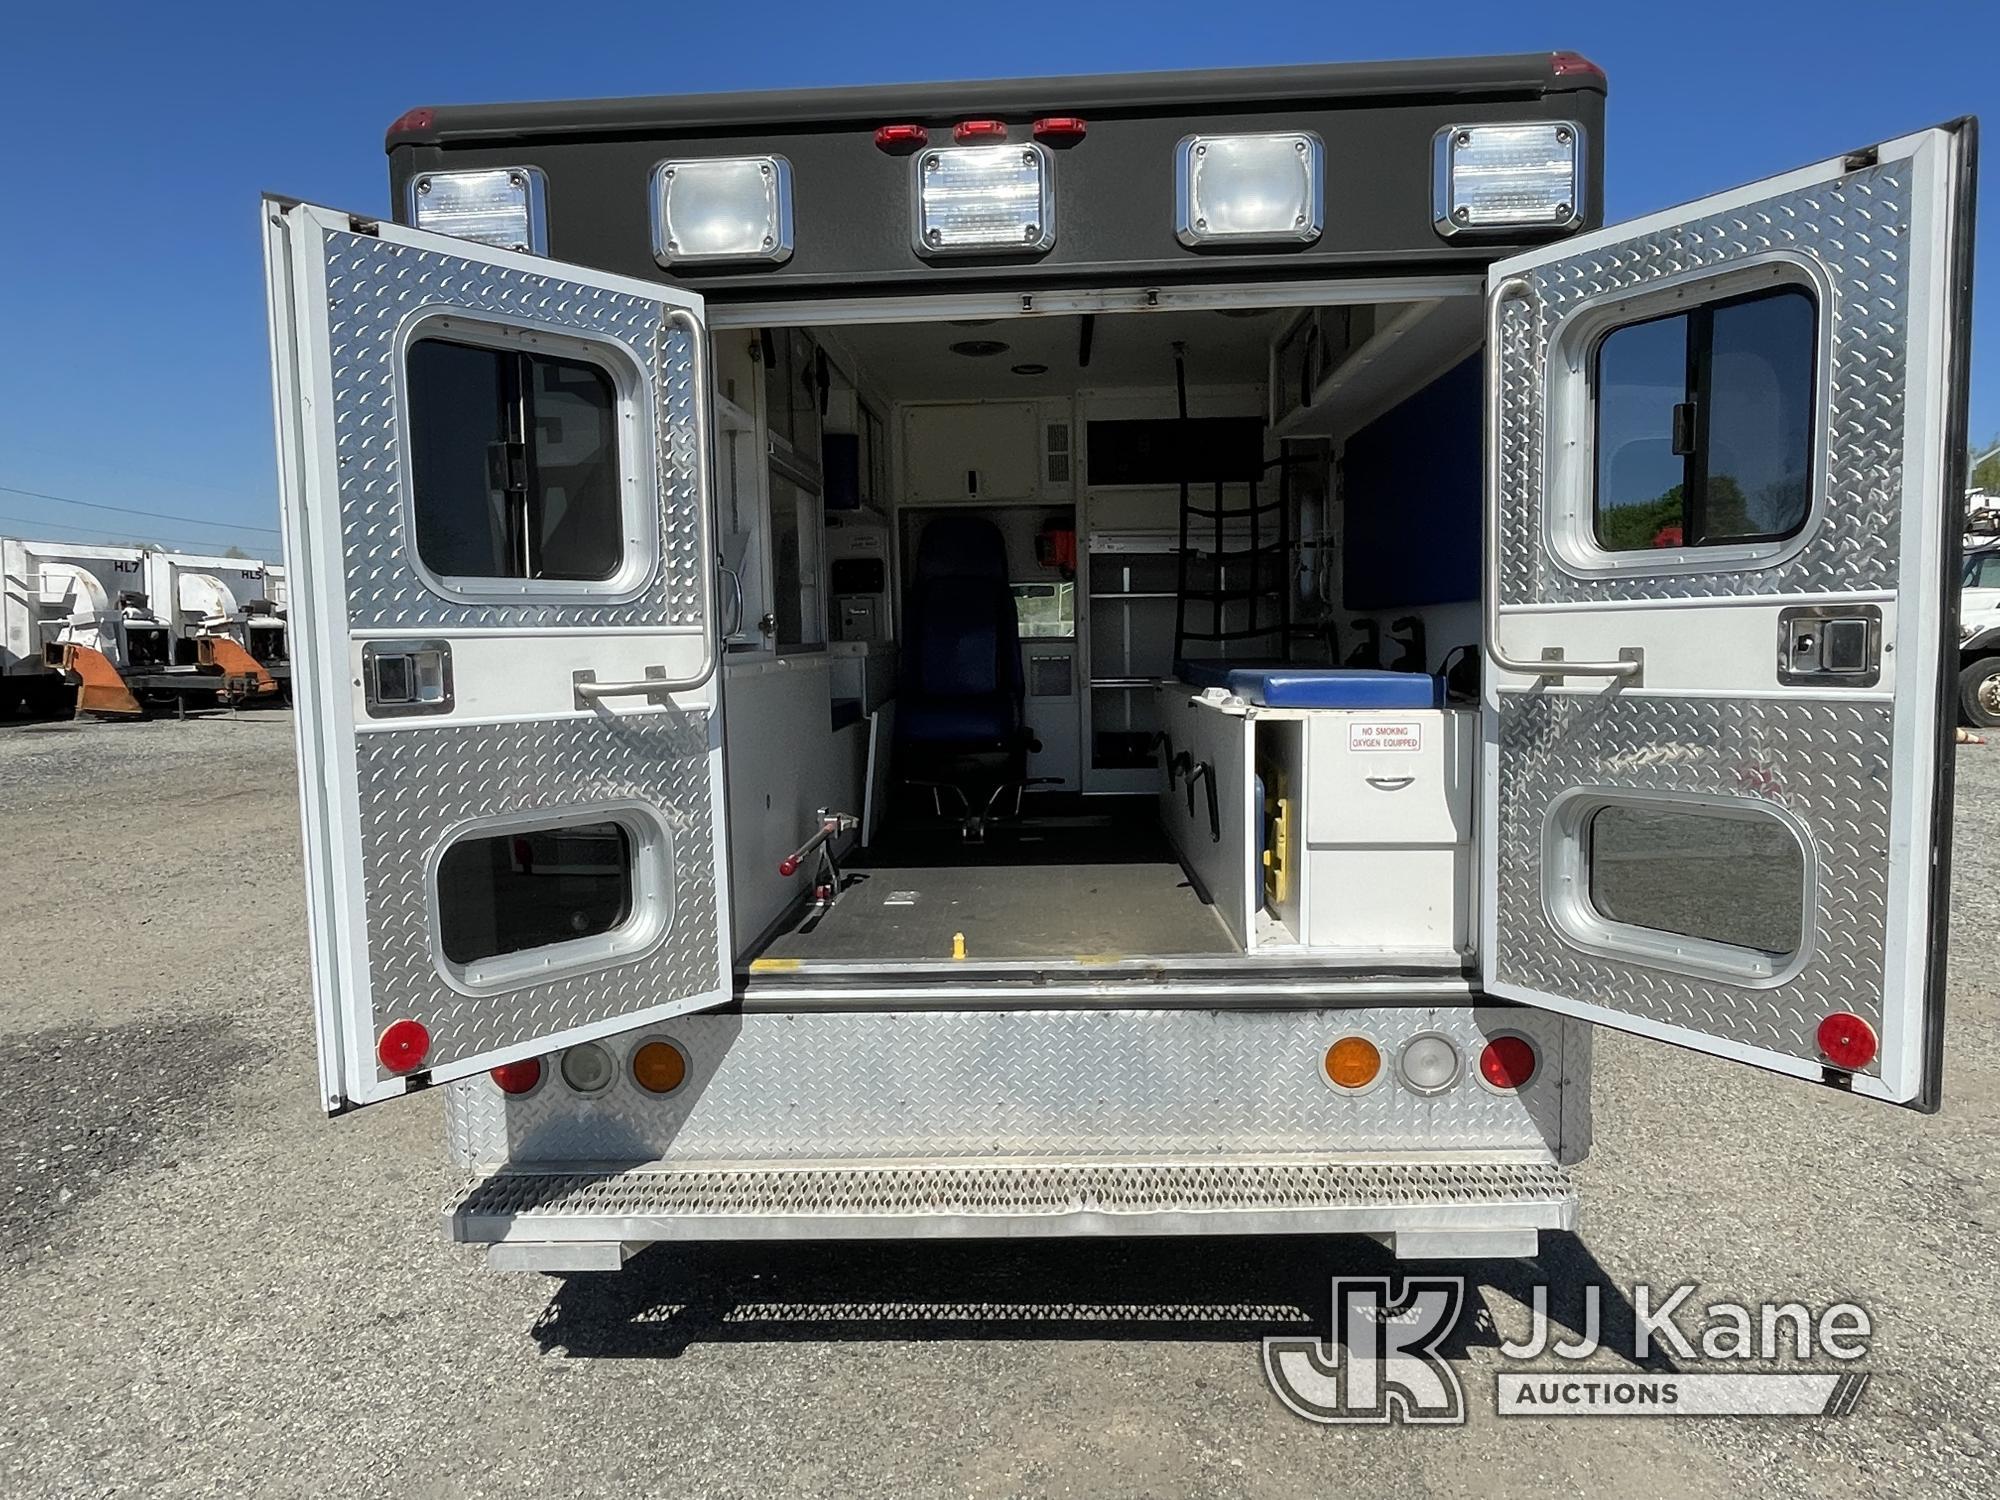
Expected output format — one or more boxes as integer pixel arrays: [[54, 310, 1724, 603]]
[[262, 53, 1977, 1271]]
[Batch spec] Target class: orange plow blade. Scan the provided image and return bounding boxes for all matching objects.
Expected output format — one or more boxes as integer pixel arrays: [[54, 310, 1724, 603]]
[[195, 636, 281, 699], [55, 643, 144, 718]]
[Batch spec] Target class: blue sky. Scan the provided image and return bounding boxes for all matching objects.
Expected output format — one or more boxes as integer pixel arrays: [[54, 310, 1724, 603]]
[[2, 0, 1994, 553]]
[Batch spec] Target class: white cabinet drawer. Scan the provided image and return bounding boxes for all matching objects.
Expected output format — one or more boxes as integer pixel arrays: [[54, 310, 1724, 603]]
[[1303, 710, 1474, 847]]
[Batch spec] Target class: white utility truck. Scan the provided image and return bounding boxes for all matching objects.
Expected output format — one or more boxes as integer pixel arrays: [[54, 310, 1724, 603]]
[[1, 537, 167, 717], [263, 54, 1978, 1271]]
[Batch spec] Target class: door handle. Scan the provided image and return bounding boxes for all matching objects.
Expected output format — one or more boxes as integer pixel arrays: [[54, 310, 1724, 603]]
[[1482, 276, 1641, 683], [1365, 775, 1416, 791]]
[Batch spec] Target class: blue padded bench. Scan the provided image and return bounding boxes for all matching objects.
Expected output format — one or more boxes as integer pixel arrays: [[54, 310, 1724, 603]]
[[1175, 662, 1442, 710]]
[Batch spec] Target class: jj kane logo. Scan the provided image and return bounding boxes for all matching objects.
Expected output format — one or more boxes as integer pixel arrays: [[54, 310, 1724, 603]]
[[1265, 1278, 1875, 1425]]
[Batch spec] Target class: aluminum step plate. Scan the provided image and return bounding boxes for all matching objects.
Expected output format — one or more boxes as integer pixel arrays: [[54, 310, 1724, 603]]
[[449, 1158, 1578, 1243]]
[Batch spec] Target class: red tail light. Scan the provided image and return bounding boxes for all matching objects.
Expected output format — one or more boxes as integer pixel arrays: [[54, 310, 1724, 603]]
[[1550, 52, 1605, 83], [953, 119, 1009, 143], [874, 123, 928, 152], [1478, 1035, 1537, 1090], [384, 106, 436, 148], [1817, 1012, 1878, 1071], [377, 1018, 431, 1074], [1032, 116, 1087, 145], [489, 1058, 543, 1095]]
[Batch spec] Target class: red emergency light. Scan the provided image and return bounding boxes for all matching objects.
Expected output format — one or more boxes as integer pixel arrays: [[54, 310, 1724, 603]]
[[953, 119, 1009, 143], [489, 1058, 543, 1095]]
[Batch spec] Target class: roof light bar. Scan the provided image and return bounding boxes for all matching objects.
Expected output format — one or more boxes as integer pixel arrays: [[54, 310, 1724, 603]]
[[406, 166, 548, 254]]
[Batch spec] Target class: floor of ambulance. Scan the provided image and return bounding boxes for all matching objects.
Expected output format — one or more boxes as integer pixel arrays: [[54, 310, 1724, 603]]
[[755, 800, 1236, 965]]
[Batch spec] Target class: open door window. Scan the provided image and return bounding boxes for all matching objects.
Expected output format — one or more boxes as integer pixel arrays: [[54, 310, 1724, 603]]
[[1481, 122, 1978, 1110], [264, 200, 733, 1113]]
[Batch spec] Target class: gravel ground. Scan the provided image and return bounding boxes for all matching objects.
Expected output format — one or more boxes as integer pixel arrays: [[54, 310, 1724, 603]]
[[0, 709, 1995, 1498]]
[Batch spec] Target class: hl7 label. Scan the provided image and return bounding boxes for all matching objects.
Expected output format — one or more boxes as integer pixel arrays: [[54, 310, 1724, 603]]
[[1349, 721, 1421, 753]]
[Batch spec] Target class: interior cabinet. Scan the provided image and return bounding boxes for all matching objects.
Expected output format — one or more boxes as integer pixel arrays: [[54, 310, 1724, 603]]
[[901, 401, 1042, 503]]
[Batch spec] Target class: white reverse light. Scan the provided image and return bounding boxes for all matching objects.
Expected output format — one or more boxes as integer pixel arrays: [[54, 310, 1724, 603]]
[[1433, 122, 1583, 235], [559, 1041, 616, 1096], [912, 144, 1055, 257], [1176, 132, 1324, 247], [1398, 1033, 1462, 1095], [651, 155, 794, 266], [406, 167, 548, 254]]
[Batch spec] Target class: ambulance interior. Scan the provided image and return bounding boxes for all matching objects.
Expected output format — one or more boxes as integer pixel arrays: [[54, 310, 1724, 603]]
[[715, 294, 1491, 976]]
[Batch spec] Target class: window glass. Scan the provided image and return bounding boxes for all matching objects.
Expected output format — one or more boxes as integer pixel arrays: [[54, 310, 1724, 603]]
[[1587, 803, 1804, 957], [437, 821, 633, 965], [1963, 550, 2000, 589], [768, 473, 824, 649], [1012, 581, 1075, 638], [1592, 286, 1815, 552], [407, 337, 622, 583]]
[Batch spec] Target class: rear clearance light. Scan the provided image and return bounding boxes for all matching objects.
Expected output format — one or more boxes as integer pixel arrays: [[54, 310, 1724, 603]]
[[1478, 1035, 1538, 1091], [650, 155, 794, 266], [1175, 132, 1324, 248], [1433, 122, 1583, 237], [558, 1041, 616, 1096], [1550, 51, 1606, 83], [1322, 1036, 1382, 1091], [376, 1018, 431, 1075], [406, 166, 548, 254], [631, 1039, 689, 1095], [874, 123, 929, 152], [1817, 1012, 1879, 1072], [489, 1058, 543, 1096], [1032, 116, 1087, 145], [1398, 1033, 1462, 1095], [953, 118, 1009, 142], [384, 106, 436, 147], [912, 144, 1055, 257]]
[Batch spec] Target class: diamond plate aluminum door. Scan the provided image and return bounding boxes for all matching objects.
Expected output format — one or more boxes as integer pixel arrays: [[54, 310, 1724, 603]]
[[264, 200, 734, 1113], [1479, 123, 1977, 1110]]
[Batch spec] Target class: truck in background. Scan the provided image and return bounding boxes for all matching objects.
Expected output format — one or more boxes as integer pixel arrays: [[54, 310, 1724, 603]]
[[2, 538, 290, 719]]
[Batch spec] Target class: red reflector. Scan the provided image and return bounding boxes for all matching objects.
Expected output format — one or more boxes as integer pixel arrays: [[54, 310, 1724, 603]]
[[1478, 1036, 1537, 1090], [377, 1018, 430, 1074], [1816, 1012, 1878, 1071], [1032, 116, 1087, 144], [489, 1058, 542, 1095], [384, 106, 436, 147], [954, 119, 1008, 143], [1550, 51, 1605, 83], [874, 122, 928, 152]]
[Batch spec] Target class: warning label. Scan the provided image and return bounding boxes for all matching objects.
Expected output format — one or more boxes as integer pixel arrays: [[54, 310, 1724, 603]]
[[1349, 720, 1423, 753]]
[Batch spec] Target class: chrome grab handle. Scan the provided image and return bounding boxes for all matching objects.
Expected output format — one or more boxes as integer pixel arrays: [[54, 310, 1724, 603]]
[[1365, 775, 1416, 791], [574, 666, 672, 707], [1483, 276, 1640, 682]]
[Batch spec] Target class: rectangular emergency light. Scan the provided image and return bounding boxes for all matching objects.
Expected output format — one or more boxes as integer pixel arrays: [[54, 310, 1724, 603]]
[[1432, 122, 1583, 235], [650, 155, 795, 266], [1175, 132, 1325, 247], [912, 144, 1056, 257], [405, 167, 548, 254]]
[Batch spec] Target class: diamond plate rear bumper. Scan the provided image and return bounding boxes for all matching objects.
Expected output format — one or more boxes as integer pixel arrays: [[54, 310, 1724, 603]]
[[446, 1157, 1578, 1256]]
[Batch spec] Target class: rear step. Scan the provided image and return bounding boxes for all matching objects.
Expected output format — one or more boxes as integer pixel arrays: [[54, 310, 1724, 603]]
[[448, 1158, 1577, 1269]]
